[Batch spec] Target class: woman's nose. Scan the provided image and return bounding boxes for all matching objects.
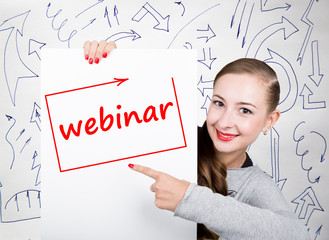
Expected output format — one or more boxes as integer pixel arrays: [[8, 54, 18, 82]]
[[217, 109, 235, 129]]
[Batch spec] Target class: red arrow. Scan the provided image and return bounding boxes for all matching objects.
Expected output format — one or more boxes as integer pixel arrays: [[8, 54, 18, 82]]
[[45, 78, 129, 97]]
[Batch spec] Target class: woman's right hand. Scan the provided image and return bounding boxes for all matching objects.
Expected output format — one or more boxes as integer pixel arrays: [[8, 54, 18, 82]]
[[83, 40, 117, 64]]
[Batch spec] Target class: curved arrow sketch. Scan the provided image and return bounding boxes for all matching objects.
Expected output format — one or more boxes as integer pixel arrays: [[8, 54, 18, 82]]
[[45, 3, 78, 48], [1, 188, 41, 223], [175, 1, 186, 16], [106, 30, 141, 42], [5, 115, 16, 169], [264, 49, 298, 113], [260, 0, 291, 12], [293, 121, 326, 184], [183, 42, 192, 49], [245, 16, 298, 58]]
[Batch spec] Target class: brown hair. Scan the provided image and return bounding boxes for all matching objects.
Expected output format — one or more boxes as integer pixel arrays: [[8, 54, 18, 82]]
[[197, 58, 280, 240], [214, 58, 280, 113]]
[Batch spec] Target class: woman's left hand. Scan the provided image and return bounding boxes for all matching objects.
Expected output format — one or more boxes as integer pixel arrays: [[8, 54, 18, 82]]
[[129, 164, 190, 212]]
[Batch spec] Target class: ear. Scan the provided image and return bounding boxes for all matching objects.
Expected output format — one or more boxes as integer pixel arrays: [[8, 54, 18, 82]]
[[263, 109, 280, 132]]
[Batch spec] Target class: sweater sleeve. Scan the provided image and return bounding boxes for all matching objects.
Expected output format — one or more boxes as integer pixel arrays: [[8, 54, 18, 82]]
[[174, 183, 310, 240]]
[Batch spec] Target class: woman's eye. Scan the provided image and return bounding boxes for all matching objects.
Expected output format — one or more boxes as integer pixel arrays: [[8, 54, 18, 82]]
[[240, 108, 252, 114], [213, 100, 224, 107]]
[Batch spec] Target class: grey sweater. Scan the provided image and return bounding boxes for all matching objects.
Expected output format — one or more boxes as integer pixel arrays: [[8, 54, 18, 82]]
[[174, 165, 310, 240]]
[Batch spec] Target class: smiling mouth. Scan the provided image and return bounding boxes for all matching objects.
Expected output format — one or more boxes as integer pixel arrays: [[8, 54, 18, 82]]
[[216, 130, 238, 142]]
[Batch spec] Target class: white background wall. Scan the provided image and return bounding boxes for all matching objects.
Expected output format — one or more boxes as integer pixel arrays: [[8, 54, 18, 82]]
[[0, 0, 328, 239]]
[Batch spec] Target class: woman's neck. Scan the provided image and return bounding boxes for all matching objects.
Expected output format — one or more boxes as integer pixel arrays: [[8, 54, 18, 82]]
[[216, 151, 247, 169]]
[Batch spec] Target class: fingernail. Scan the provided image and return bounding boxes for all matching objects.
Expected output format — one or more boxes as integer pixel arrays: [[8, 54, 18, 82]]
[[103, 52, 108, 58], [89, 58, 93, 64], [128, 164, 134, 169], [85, 54, 89, 60], [95, 57, 99, 64]]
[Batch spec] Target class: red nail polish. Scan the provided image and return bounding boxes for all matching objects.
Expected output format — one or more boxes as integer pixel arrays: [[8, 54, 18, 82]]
[[128, 164, 134, 168], [89, 58, 93, 64], [85, 54, 89, 60], [103, 52, 108, 58], [95, 57, 99, 64]]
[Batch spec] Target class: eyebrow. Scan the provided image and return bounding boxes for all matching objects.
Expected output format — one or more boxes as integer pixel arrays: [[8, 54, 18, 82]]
[[212, 94, 257, 109]]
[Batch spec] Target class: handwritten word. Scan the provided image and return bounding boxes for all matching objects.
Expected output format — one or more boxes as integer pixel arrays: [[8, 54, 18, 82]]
[[59, 103, 174, 140]]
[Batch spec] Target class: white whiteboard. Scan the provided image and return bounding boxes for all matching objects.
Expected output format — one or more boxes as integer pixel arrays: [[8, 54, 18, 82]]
[[40, 49, 197, 239], [0, 0, 328, 239]]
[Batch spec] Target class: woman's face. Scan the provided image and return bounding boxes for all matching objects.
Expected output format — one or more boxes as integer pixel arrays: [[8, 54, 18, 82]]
[[206, 73, 278, 156]]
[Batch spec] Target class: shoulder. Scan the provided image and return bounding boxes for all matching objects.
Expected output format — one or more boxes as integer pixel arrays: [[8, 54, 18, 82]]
[[227, 165, 269, 188]]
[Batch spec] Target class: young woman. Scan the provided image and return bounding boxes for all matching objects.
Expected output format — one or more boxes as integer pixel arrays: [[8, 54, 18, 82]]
[[84, 41, 310, 240]]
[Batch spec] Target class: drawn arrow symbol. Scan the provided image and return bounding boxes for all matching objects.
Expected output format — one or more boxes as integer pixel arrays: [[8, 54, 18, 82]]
[[299, 84, 326, 110], [82, 18, 96, 30], [293, 122, 325, 184], [245, 16, 298, 58], [297, 0, 318, 65], [175, 1, 186, 16], [106, 30, 141, 42], [308, 40, 323, 87], [183, 42, 192, 49], [20, 137, 32, 154], [291, 186, 323, 225], [114, 5, 119, 25], [31, 151, 41, 186], [201, 95, 212, 115], [38, 191, 41, 208], [261, 0, 291, 12], [197, 24, 216, 43], [46, 78, 129, 98], [3, 189, 41, 222], [132, 2, 170, 32], [30, 102, 41, 131], [28, 39, 46, 60], [311, 130, 327, 164], [14, 195, 19, 212], [16, 129, 25, 141], [198, 48, 217, 70], [104, 6, 111, 28], [197, 75, 213, 97], [5, 115, 16, 169], [264, 49, 298, 113], [0, 10, 38, 106], [315, 225, 323, 239], [27, 191, 31, 208], [270, 128, 287, 190]]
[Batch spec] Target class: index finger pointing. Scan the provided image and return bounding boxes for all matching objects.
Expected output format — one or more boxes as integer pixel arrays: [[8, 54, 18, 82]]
[[129, 164, 160, 180]]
